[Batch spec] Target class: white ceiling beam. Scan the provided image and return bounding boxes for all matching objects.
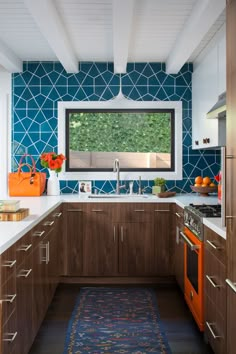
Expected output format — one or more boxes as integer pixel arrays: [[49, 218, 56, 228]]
[[165, 0, 226, 74], [0, 39, 22, 73], [24, 0, 78, 73], [112, 0, 135, 73]]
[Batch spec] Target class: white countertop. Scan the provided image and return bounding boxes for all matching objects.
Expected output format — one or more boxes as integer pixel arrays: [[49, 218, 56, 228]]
[[0, 193, 226, 254]]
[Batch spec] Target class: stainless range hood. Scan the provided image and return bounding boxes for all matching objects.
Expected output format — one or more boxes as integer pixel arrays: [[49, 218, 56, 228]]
[[207, 92, 226, 119]]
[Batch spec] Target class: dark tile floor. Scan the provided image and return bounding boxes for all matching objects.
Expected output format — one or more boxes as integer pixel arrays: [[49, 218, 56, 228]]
[[29, 284, 213, 354]]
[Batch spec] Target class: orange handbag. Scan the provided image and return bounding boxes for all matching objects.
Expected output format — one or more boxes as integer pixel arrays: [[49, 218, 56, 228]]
[[8, 155, 46, 197]]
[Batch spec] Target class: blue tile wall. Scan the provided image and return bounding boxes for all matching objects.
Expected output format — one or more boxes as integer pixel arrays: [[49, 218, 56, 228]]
[[12, 62, 220, 194]]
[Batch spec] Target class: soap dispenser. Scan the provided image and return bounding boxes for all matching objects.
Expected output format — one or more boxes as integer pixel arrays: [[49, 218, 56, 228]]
[[129, 181, 133, 195]]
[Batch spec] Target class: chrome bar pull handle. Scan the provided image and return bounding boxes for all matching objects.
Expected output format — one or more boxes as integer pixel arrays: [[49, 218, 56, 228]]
[[134, 209, 145, 212], [113, 226, 116, 242], [43, 220, 54, 226], [18, 244, 32, 252], [206, 275, 221, 288], [226, 154, 235, 159], [206, 240, 221, 250], [53, 212, 62, 217], [3, 294, 17, 303], [17, 269, 32, 278], [154, 209, 170, 212], [180, 231, 199, 251], [3, 332, 18, 342], [91, 209, 103, 212], [67, 209, 83, 212], [121, 226, 124, 242], [46, 241, 50, 264], [2, 260, 16, 268], [175, 212, 182, 218], [226, 278, 236, 293], [33, 230, 45, 237], [206, 322, 221, 339]]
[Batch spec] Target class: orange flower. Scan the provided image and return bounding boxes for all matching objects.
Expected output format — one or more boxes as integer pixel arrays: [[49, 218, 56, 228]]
[[40, 152, 66, 173]]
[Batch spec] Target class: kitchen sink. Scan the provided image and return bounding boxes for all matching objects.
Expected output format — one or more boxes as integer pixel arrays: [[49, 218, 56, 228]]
[[88, 194, 150, 199]]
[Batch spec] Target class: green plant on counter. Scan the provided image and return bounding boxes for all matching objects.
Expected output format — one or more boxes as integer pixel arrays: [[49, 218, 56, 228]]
[[153, 177, 166, 186]]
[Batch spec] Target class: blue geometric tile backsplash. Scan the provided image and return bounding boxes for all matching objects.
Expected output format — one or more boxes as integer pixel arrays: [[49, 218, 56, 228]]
[[12, 62, 220, 194]]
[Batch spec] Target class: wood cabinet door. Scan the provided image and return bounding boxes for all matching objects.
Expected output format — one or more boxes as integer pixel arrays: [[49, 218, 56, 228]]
[[174, 205, 184, 292], [83, 204, 117, 276], [31, 234, 48, 335], [16, 252, 33, 354], [65, 205, 84, 276], [154, 204, 173, 276], [118, 222, 155, 276]]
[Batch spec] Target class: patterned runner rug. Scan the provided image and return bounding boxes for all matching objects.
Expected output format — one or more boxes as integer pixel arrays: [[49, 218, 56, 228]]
[[63, 287, 172, 354]]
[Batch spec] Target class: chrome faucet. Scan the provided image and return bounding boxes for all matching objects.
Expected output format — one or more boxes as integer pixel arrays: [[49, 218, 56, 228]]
[[113, 158, 121, 194], [113, 158, 126, 194]]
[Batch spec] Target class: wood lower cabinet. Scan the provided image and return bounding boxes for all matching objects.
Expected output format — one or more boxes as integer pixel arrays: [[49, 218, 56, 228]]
[[64, 202, 171, 278], [204, 226, 226, 354], [0, 244, 17, 354], [63, 203, 84, 275], [174, 205, 184, 292], [118, 221, 154, 275], [16, 242, 33, 354], [0, 205, 62, 354], [83, 203, 117, 276], [154, 203, 173, 276]]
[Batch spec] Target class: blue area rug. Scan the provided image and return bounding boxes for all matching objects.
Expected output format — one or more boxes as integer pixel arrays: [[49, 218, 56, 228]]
[[63, 287, 172, 354]]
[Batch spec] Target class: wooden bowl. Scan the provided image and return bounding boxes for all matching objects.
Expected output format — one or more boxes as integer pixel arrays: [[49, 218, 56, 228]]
[[190, 185, 218, 196]]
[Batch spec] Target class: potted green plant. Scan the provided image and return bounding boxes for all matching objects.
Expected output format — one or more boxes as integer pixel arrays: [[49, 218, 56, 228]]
[[152, 177, 166, 194]]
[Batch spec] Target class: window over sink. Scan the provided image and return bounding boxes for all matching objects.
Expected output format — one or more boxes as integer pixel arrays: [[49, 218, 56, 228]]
[[58, 99, 182, 181]]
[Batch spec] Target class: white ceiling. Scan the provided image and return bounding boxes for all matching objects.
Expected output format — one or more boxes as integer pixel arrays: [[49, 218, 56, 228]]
[[0, 0, 226, 73]]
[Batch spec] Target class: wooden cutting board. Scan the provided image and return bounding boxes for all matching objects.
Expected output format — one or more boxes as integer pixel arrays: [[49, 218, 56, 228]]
[[0, 208, 29, 221]]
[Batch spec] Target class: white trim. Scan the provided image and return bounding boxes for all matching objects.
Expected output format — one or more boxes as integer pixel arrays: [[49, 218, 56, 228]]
[[0, 72, 12, 197], [166, 0, 225, 74], [112, 0, 135, 73], [58, 99, 182, 181]]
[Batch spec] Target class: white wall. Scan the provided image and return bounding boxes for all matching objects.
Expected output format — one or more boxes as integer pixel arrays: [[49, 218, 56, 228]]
[[0, 71, 11, 198]]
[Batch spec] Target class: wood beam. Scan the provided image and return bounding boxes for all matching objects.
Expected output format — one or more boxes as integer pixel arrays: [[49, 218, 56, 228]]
[[24, 0, 78, 73], [0, 39, 22, 73], [112, 0, 135, 73], [166, 0, 226, 74]]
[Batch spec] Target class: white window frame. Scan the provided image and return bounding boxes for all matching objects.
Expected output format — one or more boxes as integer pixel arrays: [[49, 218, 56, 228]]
[[58, 99, 182, 181]]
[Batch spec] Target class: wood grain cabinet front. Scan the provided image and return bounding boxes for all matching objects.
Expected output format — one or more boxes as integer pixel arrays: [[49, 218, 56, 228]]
[[64, 202, 172, 278], [154, 203, 173, 276], [0, 205, 62, 354], [0, 244, 17, 354], [174, 205, 184, 292], [204, 226, 226, 354]]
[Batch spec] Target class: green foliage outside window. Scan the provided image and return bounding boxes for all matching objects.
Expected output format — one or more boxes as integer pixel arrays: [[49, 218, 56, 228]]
[[69, 112, 171, 153]]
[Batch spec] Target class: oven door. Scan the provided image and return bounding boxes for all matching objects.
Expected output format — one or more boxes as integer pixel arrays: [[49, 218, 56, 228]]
[[180, 227, 204, 331]]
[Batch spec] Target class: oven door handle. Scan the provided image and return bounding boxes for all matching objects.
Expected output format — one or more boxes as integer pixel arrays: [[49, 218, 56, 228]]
[[180, 231, 200, 251]]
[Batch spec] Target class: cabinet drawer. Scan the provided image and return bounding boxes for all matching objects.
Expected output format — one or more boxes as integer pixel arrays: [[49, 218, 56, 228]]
[[114, 203, 153, 222], [205, 247, 226, 319], [15, 232, 32, 267], [0, 245, 16, 288], [205, 295, 226, 354], [1, 311, 17, 354], [1, 278, 16, 326], [204, 226, 226, 265]]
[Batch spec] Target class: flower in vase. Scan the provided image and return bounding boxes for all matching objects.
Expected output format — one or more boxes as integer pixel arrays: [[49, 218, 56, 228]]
[[40, 152, 66, 173]]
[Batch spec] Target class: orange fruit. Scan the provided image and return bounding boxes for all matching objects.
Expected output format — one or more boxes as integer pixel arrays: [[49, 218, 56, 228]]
[[209, 182, 216, 187], [194, 183, 201, 187], [201, 183, 208, 187], [195, 176, 203, 185], [203, 176, 211, 185]]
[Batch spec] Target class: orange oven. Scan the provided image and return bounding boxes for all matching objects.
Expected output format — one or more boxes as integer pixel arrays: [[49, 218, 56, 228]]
[[180, 226, 204, 331]]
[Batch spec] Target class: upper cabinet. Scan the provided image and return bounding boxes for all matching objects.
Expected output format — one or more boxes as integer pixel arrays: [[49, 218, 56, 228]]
[[192, 26, 226, 149]]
